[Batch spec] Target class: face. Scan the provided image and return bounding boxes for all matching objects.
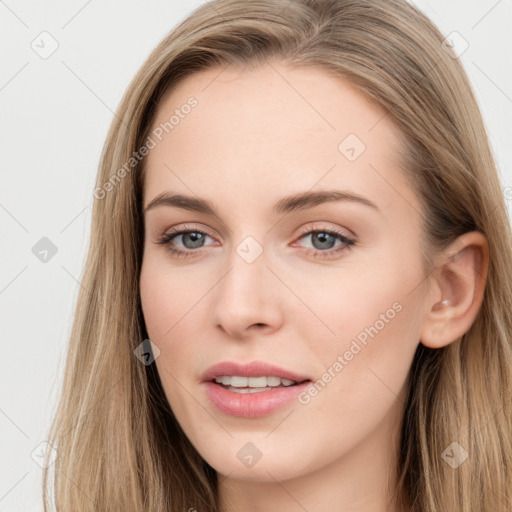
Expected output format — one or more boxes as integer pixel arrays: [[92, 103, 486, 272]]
[[139, 61, 430, 483]]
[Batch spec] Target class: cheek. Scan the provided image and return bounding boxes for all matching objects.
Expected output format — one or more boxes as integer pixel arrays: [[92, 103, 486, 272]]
[[140, 264, 170, 342], [293, 289, 421, 465], [139, 257, 212, 387], [310, 240, 423, 380], [140, 260, 204, 418], [306, 251, 424, 419], [140, 255, 205, 341]]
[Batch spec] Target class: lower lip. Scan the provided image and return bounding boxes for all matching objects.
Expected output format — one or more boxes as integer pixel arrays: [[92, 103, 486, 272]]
[[202, 381, 312, 418]]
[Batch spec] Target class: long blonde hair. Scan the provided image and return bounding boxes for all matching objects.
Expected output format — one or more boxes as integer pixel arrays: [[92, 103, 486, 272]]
[[42, 0, 512, 510]]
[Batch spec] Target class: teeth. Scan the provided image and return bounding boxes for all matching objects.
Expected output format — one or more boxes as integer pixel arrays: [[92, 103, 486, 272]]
[[266, 376, 281, 386], [213, 376, 298, 387], [230, 376, 248, 387]]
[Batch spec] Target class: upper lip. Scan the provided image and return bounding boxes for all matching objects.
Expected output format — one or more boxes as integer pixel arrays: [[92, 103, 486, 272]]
[[201, 361, 312, 383]]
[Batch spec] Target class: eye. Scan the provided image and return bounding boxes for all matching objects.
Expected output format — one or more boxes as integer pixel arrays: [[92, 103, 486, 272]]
[[293, 227, 355, 259], [155, 224, 355, 260], [155, 224, 217, 258]]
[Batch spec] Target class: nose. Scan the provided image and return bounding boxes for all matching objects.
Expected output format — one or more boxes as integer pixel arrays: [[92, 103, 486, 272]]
[[211, 243, 284, 339]]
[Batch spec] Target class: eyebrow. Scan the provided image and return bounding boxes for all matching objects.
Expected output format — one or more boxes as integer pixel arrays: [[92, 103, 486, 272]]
[[143, 189, 379, 216]]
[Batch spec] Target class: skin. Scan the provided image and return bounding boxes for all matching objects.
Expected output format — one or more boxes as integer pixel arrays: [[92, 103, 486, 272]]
[[139, 61, 489, 512]]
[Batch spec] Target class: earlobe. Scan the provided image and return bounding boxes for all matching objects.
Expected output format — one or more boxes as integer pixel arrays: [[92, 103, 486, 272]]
[[420, 231, 489, 349]]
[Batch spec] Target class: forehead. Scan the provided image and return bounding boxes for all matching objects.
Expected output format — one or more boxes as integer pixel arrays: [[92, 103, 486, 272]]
[[143, 61, 416, 216]]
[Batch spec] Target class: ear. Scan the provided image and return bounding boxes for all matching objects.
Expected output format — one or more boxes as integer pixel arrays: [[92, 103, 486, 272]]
[[420, 231, 489, 349]]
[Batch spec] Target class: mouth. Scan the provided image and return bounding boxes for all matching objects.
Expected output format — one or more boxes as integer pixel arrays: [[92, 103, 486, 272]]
[[201, 360, 313, 417]]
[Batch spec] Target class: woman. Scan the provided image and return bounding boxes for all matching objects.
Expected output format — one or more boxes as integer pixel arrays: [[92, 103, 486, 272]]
[[42, 0, 512, 510]]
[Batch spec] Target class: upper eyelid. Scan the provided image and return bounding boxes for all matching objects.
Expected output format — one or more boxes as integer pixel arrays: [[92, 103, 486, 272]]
[[296, 223, 353, 238], [164, 224, 351, 239]]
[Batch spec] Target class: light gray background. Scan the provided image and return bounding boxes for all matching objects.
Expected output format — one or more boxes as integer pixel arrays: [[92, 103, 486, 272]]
[[1, 1, 511, 510]]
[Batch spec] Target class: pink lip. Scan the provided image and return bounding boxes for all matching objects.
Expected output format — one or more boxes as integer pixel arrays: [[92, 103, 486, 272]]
[[201, 360, 312, 418], [203, 380, 312, 418]]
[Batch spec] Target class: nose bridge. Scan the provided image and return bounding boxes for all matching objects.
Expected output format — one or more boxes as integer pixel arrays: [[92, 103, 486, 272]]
[[219, 236, 270, 309], [211, 234, 282, 335]]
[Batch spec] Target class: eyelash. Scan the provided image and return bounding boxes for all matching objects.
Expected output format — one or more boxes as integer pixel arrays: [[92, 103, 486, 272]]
[[155, 224, 356, 260]]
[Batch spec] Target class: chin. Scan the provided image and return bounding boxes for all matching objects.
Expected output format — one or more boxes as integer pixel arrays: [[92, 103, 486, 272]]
[[197, 437, 318, 483]]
